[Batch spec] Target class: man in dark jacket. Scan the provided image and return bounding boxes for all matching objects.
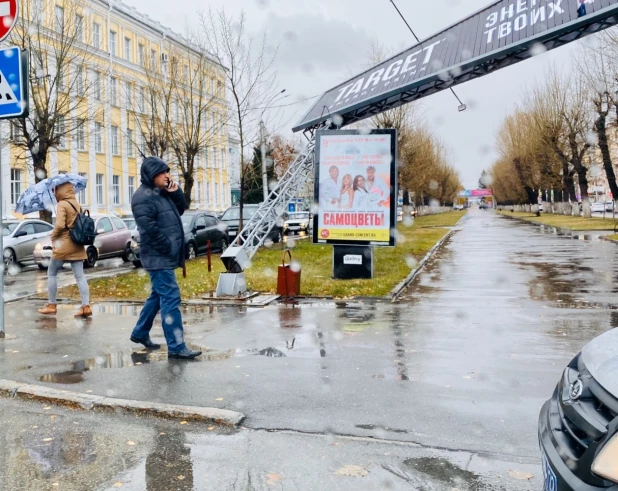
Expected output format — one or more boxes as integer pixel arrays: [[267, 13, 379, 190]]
[[130, 157, 201, 360], [577, 0, 586, 17]]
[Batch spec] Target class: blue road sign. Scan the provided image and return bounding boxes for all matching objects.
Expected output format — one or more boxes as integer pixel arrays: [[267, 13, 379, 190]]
[[0, 46, 27, 120]]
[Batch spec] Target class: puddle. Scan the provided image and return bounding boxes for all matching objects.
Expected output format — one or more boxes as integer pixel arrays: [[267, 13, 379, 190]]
[[355, 424, 409, 434], [404, 457, 481, 488], [38, 345, 234, 384]]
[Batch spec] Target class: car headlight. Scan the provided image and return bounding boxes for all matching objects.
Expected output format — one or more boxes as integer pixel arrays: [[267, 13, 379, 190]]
[[592, 434, 618, 483], [35, 243, 42, 250], [131, 240, 138, 249]]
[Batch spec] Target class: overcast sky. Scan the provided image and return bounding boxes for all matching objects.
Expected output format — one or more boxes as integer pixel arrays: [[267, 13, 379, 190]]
[[126, 0, 581, 189]]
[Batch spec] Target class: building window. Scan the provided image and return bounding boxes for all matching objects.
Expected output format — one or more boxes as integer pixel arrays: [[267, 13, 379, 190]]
[[203, 147, 209, 167], [111, 125, 119, 155], [92, 70, 101, 100], [32, 0, 43, 24], [110, 77, 118, 106], [128, 176, 135, 203], [10, 168, 21, 206], [223, 184, 227, 207], [57, 68, 65, 92], [113, 175, 120, 205], [57, 117, 66, 149], [77, 173, 87, 204], [74, 14, 83, 42], [92, 22, 100, 49], [205, 182, 210, 204], [124, 37, 131, 61], [214, 182, 219, 205], [94, 122, 103, 153], [138, 44, 144, 66], [75, 65, 84, 96], [213, 148, 217, 169], [126, 129, 134, 157], [150, 49, 156, 69], [96, 174, 104, 205], [76, 120, 85, 150], [54, 5, 64, 31], [125, 81, 132, 110], [137, 86, 144, 113], [140, 136, 148, 157], [197, 182, 202, 203], [220, 147, 225, 169], [109, 30, 116, 56]]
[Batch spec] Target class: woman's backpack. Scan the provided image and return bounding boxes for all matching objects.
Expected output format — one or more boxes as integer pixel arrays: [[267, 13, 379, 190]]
[[66, 202, 97, 245]]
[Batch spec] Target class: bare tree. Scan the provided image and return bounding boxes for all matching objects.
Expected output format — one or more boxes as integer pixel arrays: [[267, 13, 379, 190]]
[[167, 39, 221, 208], [201, 9, 279, 232], [9, 0, 100, 220], [579, 36, 618, 201]]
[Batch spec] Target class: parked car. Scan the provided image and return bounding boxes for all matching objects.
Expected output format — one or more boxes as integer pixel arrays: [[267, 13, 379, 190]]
[[2, 219, 54, 269], [605, 201, 616, 213], [122, 217, 139, 240], [34, 214, 132, 269], [219, 204, 282, 244], [591, 202, 606, 213], [479, 203, 489, 210], [453, 204, 464, 211], [129, 211, 229, 268], [539, 328, 618, 491], [284, 211, 312, 234]]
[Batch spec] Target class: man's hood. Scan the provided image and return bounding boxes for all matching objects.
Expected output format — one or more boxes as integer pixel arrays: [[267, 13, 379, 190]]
[[140, 157, 170, 187], [54, 182, 76, 201]]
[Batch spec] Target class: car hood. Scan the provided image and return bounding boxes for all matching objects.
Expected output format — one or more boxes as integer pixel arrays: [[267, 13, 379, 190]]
[[582, 328, 618, 396]]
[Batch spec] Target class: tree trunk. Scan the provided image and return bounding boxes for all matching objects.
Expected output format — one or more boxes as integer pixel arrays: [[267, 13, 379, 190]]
[[32, 152, 52, 223], [594, 112, 618, 200], [523, 186, 537, 205], [182, 174, 194, 209]]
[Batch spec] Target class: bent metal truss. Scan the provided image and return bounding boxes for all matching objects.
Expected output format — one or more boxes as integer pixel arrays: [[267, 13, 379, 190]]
[[294, 0, 618, 132]]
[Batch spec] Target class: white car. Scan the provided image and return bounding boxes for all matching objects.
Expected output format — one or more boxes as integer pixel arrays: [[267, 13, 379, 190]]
[[591, 202, 606, 213], [605, 201, 616, 212], [3, 219, 54, 269]]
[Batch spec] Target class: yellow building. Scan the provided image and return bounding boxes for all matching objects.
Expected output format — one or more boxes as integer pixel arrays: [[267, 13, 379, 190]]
[[3, 0, 230, 217]]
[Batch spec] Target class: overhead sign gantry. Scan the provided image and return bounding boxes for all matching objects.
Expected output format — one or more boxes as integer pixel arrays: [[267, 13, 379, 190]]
[[294, 0, 618, 132]]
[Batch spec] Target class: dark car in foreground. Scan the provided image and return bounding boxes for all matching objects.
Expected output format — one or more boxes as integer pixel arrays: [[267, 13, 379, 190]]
[[539, 328, 618, 491], [129, 211, 229, 268], [219, 204, 282, 245]]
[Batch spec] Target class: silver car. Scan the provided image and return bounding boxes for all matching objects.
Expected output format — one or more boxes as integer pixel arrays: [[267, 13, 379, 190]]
[[3, 219, 54, 268]]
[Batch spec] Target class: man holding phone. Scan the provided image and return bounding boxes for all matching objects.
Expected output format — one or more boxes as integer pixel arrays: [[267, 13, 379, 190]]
[[130, 156, 201, 360]]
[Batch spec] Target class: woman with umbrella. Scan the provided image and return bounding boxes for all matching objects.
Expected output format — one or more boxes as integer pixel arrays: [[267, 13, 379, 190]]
[[25, 178, 92, 317]]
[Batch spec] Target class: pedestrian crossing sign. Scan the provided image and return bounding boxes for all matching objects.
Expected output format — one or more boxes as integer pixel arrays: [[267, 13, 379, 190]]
[[0, 46, 28, 120]]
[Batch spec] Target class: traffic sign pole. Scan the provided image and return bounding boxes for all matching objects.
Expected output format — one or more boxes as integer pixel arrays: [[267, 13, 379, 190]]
[[0, 120, 4, 338]]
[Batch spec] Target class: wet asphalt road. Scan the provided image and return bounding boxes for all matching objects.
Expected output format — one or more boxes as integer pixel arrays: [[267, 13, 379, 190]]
[[3, 258, 135, 303], [2, 209, 618, 489]]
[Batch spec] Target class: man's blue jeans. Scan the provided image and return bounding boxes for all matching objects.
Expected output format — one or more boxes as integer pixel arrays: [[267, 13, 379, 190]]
[[131, 269, 187, 353]]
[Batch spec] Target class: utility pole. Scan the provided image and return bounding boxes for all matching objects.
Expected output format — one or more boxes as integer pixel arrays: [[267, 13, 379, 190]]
[[260, 120, 268, 202]]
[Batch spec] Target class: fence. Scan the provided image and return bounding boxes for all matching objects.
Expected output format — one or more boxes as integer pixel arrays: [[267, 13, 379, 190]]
[[497, 202, 617, 219]]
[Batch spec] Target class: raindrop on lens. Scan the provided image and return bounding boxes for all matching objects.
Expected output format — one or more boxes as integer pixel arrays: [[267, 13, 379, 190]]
[[332, 114, 343, 127], [529, 43, 547, 56], [290, 260, 301, 273], [287, 238, 296, 249], [164, 315, 174, 325], [405, 256, 417, 268], [403, 216, 413, 227]]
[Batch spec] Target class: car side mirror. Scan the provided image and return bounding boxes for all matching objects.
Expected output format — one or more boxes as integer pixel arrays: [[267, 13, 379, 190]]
[[14, 230, 27, 238], [97, 229, 105, 234], [196, 224, 206, 231]]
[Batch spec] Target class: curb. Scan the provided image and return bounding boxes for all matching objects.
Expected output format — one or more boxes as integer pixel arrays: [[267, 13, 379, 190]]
[[600, 236, 618, 245], [496, 211, 616, 235], [0, 379, 245, 427], [388, 228, 457, 302]]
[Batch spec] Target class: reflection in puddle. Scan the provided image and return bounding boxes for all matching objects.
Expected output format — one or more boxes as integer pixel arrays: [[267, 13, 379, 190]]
[[38, 345, 233, 384], [145, 428, 194, 491], [404, 457, 480, 488]]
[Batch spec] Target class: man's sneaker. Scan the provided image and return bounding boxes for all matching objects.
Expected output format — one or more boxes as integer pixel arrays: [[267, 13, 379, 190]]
[[168, 349, 202, 360], [130, 336, 161, 350]]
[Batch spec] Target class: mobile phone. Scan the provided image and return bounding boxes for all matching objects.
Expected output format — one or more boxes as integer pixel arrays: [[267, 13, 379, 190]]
[[167, 180, 173, 189]]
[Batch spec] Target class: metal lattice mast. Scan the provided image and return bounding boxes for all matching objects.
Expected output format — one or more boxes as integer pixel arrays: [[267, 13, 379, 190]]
[[230, 134, 316, 260]]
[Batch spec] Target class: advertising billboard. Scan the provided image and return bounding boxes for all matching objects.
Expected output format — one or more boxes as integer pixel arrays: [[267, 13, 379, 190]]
[[313, 129, 397, 247], [293, 0, 618, 132], [459, 189, 493, 197]]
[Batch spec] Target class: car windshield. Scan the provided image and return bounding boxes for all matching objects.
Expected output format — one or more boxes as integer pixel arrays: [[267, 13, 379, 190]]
[[221, 207, 257, 220], [2, 223, 19, 236], [123, 219, 136, 230], [181, 215, 195, 229], [288, 213, 309, 220]]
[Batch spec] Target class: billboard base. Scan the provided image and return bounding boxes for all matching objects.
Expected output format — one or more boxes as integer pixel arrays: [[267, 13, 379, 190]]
[[333, 246, 373, 280]]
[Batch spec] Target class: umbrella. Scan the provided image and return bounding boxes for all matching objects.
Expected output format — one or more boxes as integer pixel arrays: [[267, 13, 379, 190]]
[[15, 174, 88, 215]]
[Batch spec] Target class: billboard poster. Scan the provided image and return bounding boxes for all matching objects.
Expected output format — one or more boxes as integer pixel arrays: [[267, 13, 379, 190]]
[[313, 129, 397, 247]]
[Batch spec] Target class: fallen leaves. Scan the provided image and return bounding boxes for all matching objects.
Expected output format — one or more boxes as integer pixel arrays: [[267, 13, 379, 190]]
[[177, 475, 185, 481], [42, 438, 53, 442], [266, 473, 282, 486], [508, 470, 534, 480], [215, 398, 224, 401], [43, 406, 51, 410], [334, 465, 368, 477], [180, 421, 188, 425], [126, 441, 136, 446], [112, 483, 123, 488], [207, 426, 215, 431]]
